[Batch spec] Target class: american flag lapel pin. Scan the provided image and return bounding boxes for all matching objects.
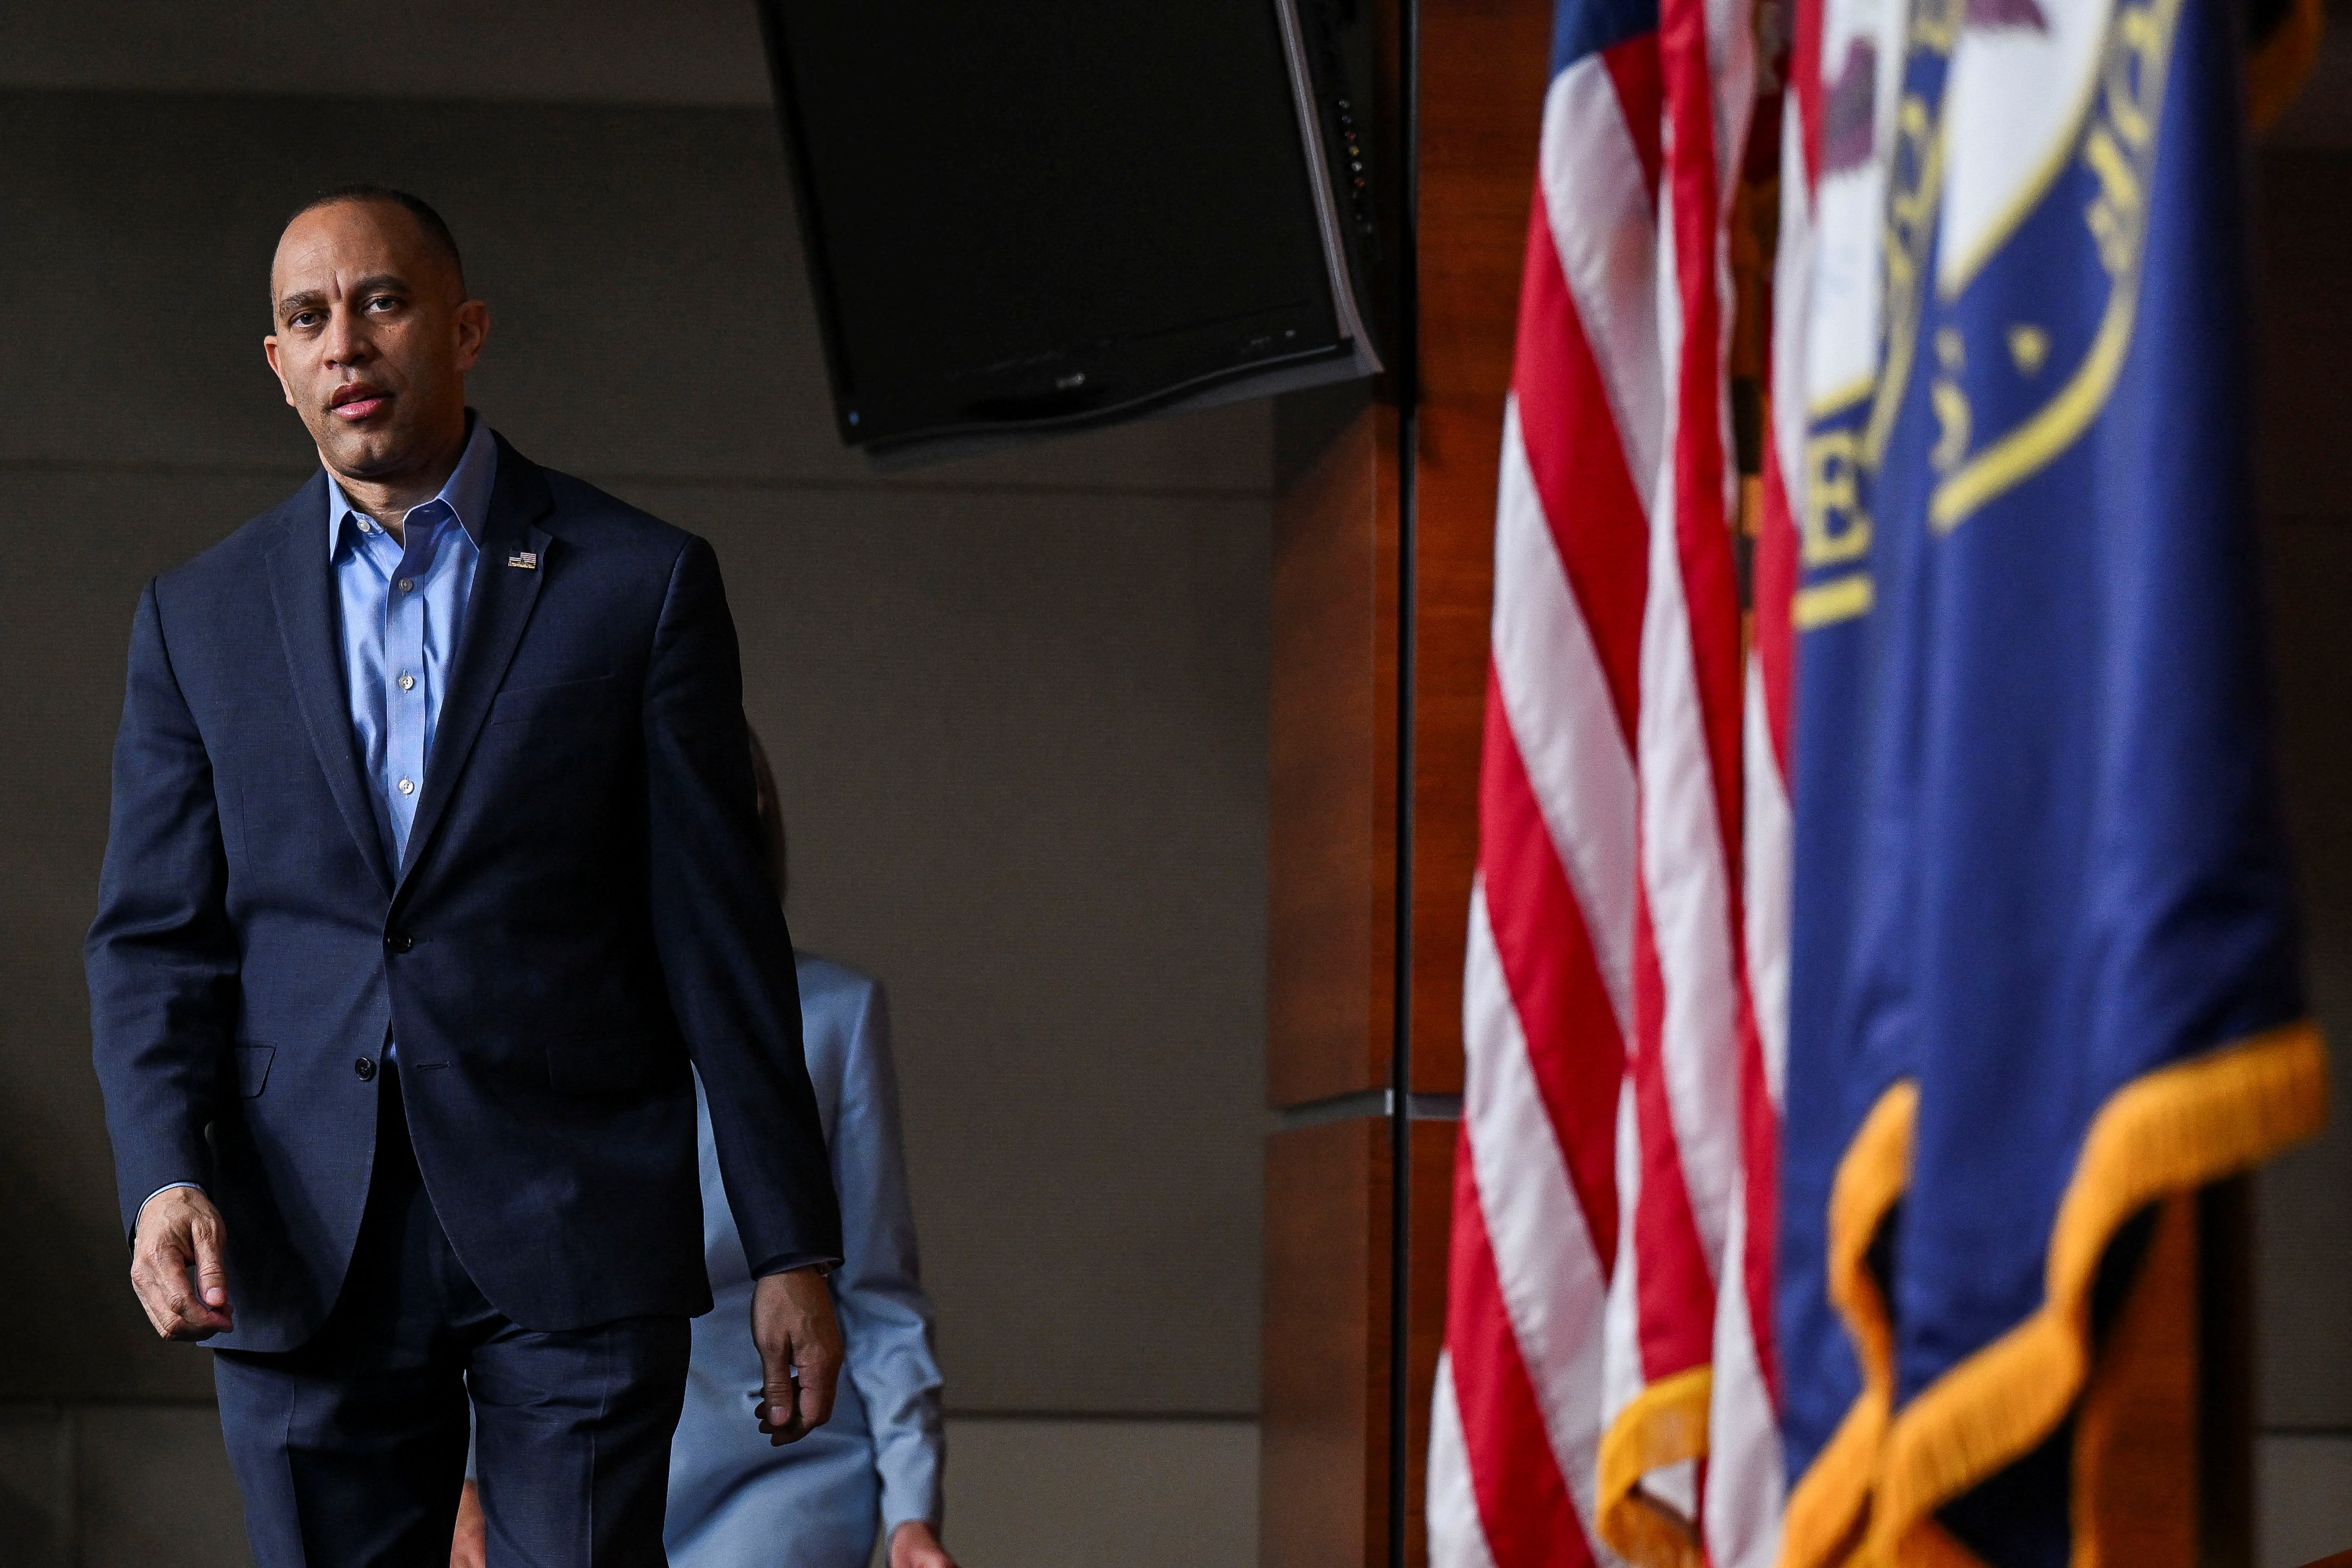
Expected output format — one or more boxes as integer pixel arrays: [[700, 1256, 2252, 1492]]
[[508, 551, 539, 570]]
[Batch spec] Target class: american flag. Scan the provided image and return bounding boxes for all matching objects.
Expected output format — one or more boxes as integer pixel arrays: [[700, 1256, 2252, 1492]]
[[1426, 0, 1798, 1556]]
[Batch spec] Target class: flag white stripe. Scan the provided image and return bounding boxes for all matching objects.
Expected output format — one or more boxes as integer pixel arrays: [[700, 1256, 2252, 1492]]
[[1493, 400, 1641, 1039], [1701, 77, 1812, 1568], [1540, 57, 1667, 507], [1744, 661, 1793, 1110], [1770, 99, 1816, 527], [1465, 886, 1618, 1546], [1599, 1072, 1647, 1429], [1701, 1186, 1786, 1568], [1634, 459, 1742, 1274], [1427, 1354, 1505, 1568]]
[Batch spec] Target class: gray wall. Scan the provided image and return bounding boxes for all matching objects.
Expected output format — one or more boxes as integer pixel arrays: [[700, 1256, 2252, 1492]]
[[0, 80, 1267, 1565], [2251, 111, 2352, 1565]]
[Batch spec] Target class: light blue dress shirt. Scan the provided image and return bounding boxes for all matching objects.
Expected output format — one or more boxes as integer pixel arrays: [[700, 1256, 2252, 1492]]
[[137, 417, 496, 1217], [327, 414, 494, 869], [668, 954, 946, 1568]]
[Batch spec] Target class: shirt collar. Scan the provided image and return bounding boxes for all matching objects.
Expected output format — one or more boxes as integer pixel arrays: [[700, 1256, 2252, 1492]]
[[325, 412, 497, 559]]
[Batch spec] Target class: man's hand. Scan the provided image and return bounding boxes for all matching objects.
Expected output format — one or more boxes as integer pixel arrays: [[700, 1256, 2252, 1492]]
[[890, 1520, 960, 1568], [449, 1479, 486, 1568], [750, 1265, 842, 1445], [129, 1187, 233, 1340]]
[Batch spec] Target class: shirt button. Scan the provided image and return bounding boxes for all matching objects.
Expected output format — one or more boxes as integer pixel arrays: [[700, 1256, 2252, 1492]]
[[397, 777, 416, 796], [397, 578, 415, 593], [356, 519, 375, 534], [355, 1056, 377, 1082], [398, 673, 416, 692]]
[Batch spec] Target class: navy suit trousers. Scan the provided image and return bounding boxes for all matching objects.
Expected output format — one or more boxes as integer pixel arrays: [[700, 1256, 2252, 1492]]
[[213, 1067, 691, 1568]]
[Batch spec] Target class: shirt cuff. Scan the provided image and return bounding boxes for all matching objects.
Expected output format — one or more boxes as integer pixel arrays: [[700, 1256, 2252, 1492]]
[[137, 1183, 205, 1222], [750, 1252, 842, 1279]]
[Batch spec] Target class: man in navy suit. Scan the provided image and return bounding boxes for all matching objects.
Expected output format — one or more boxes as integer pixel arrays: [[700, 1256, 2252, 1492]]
[[86, 186, 844, 1567]]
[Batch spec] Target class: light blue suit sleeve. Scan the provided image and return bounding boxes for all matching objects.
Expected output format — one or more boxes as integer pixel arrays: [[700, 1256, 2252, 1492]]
[[828, 979, 946, 1536]]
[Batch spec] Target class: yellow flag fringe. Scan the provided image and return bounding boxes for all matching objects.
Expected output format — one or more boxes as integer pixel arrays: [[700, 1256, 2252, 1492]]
[[1862, 1020, 2325, 1567], [1597, 1365, 1716, 1568]]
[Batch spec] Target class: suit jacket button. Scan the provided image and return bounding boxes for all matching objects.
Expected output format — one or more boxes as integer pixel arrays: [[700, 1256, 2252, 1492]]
[[386, 933, 414, 954], [355, 1057, 378, 1082]]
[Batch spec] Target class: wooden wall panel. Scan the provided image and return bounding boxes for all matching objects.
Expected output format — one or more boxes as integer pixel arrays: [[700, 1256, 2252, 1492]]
[[1270, 402, 1402, 1107], [1262, 1119, 1394, 1568], [1408, 0, 1556, 1094], [1263, 5, 1561, 1566], [1255, 1117, 1457, 1568]]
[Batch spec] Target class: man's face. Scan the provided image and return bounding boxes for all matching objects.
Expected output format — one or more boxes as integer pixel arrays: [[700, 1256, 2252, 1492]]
[[264, 200, 486, 483]]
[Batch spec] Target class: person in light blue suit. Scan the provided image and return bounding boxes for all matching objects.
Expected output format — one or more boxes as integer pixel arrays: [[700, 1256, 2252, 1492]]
[[667, 947, 953, 1568], [455, 730, 954, 1568], [671, 729, 955, 1568]]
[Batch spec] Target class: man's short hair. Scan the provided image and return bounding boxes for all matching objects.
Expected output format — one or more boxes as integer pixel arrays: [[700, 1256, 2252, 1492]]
[[284, 184, 466, 293]]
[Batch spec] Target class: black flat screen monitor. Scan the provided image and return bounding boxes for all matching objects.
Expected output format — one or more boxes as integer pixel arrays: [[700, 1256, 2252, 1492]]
[[754, 0, 1379, 465]]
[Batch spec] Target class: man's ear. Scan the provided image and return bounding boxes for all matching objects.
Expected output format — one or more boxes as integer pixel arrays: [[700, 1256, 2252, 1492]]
[[453, 300, 490, 374], [262, 335, 295, 409]]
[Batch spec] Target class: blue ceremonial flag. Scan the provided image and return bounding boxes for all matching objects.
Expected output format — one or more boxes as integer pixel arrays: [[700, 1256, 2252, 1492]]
[[1771, 0, 2329, 1556]]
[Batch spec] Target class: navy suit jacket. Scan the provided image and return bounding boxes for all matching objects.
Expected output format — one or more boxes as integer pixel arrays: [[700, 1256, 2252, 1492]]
[[87, 436, 841, 1352]]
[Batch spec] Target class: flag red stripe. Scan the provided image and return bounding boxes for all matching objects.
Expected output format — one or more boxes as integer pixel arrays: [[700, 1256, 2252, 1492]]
[[1447, 1133, 1604, 1568], [1659, 0, 1748, 899], [1789, 0, 1826, 188], [1513, 182, 1650, 746], [1481, 671, 1627, 1270], [1740, 1014, 1783, 1403], [1600, 33, 1666, 203], [1629, 877, 1723, 1378]]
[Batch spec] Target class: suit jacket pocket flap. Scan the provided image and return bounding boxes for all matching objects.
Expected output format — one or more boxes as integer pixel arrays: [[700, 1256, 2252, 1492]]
[[489, 674, 616, 727], [234, 1045, 275, 1097]]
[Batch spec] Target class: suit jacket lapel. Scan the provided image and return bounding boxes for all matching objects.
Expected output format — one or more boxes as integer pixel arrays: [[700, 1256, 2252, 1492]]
[[262, 478, 397, 899], [395, 438, 556, 894]]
